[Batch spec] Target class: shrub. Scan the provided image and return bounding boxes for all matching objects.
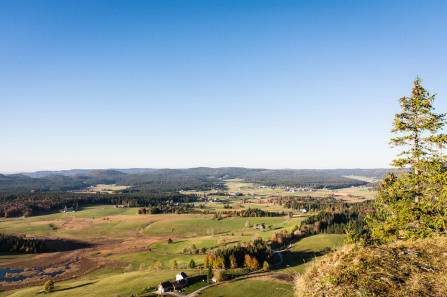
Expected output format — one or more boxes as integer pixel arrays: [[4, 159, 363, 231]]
[[43, 280, 54, 293], [213, 270, 226, 282]]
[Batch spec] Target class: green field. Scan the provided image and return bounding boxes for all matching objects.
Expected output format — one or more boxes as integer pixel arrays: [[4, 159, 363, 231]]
[[200, 279, 294, 297], [1, 269, 181, 297], [277, 233, 345, 272], [0, 198, 348, 297], [142, 215, 287, 236], [186, 179, 376, 205], [110, 252, 205, 270]]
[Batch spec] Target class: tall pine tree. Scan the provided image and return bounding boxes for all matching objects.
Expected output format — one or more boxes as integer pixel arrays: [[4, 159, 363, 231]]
[[369, 77, 447, 241]]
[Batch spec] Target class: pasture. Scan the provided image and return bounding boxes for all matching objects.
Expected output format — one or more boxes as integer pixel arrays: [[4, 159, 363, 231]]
[[201, 278, 294, 297], [277, 233, 345, 272], [186, 179, 376, 204], [0, 198, 344, 297]]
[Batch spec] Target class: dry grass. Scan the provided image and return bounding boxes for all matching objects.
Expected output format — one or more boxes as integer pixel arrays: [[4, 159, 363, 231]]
[[295, 237, 447, 297]]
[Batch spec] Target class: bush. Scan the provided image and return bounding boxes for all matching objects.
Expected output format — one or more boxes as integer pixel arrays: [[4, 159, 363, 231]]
[[213, 270, 226, 282], [124, 263, 133, 273], [43, 280, 54, 293]]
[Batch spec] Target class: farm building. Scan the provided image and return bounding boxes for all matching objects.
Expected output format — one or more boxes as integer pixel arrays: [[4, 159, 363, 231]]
[[176, 272, 188, 282], [158, 272, 189, 293], [158, 281, 173, 293], [171, 279, 187, 291]]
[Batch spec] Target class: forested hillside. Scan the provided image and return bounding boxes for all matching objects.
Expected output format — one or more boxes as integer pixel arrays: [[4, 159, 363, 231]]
[[243, 170, 367, 189], [0, 167, 368, 194]]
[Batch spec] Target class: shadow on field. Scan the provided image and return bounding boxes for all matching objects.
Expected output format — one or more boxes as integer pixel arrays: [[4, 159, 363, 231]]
[[45, 239, 94, 252], [275, 249, 323, 270], [179, 275, 208, 295], [54, 281, 96, 292]]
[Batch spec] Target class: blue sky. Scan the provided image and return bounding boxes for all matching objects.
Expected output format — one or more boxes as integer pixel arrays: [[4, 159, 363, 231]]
[[1, 0, 447, 172]]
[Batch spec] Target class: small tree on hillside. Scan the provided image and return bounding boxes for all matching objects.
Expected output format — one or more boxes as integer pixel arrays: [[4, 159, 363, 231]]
[[369, 77, 447, 242], [188, 259, 196, 268], [262, 261, 270, 271], [290, 224, 298, 235], [43, 280, 55, 293], [155, 260, 163, 270], [251, 257, 260, 270], [244, 254, 252, 269]]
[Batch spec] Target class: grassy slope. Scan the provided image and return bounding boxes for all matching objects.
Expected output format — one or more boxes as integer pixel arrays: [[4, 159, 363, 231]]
[[1, 269, 181, 297], [110, 252, 205, 270], [201, 279, 294, 297], [142, 216, 287, 236], [0, 200, 344, 297], [295, 237, 447, 297], [278, 234, 345, 272]]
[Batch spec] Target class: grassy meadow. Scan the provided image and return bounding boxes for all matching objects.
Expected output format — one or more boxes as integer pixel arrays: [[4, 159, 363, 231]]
[[0, 179, 361, 296], [277, 234, 346, 272], [186, 179, 376, 205], [201, 279, 294, 297]]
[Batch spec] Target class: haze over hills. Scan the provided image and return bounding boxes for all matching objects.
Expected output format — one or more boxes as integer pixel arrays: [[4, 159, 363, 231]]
[[18, 168, 156, 178], [13, 167, 391, 180], [0, 167, 389, 194]]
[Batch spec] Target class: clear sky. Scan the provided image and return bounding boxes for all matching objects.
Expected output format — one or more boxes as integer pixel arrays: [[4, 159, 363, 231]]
[[1, 0, 446, 173]]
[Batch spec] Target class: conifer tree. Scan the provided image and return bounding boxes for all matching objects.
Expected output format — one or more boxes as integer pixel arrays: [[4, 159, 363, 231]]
[[390, 76, 446, 179], [369, 77, 447, 241]]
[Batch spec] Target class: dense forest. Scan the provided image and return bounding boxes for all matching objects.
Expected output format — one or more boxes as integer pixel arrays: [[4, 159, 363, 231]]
[[205, 238, 273, 269], [0, 167, 371, 194], [271, 195, 367, 213], [0, 233, 47, 253], [0, 169, 219, 193], [299, 200, 374, 237], [224, 207, 280, 217], [0, 192, 196, 217], [242, 170, 367, 189]]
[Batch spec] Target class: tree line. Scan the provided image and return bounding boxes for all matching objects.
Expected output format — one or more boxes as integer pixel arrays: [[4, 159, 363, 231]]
[[0, 192, 197, 217], [204, 238, 273, 270], [0, 233, 47, 253], [224, 207, 280, 217], [0, 167, 371, 195], [299, 200, 374, 237]]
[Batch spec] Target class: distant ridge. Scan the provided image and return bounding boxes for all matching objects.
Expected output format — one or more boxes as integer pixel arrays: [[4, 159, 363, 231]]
[[20, 168, 155, 178], [0, 167, 384, 194]]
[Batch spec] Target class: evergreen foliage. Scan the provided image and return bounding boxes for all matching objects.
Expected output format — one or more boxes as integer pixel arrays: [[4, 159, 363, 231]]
[[369, 77, 447, 241], [0, 192, 196, 217], [204, 238, 272, 270], [0, 233, 47, 253], [298, 201, 373, 239]]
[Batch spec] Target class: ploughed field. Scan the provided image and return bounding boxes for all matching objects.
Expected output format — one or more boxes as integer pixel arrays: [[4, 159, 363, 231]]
[[0, 203, 344, 297]]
